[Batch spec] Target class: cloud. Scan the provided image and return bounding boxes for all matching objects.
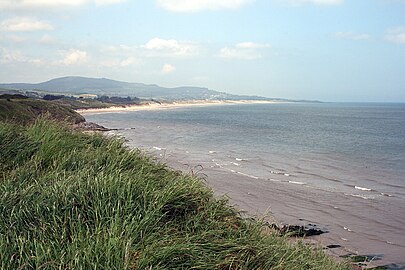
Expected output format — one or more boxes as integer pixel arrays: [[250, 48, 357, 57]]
[[94, 0, 126, 4], [0, 48, 42, 65], [39, 34, 57, 45], [219, 42, 270, 60], [0, 0, 126, 11], [335, 32, 371, 40], [143, 38, 199, 57], [385, 27, 405, 44], [0, 17, 54, 32], [60, 49, 88, 65], [161, 63, 176, 74], [156, 0, 253, 12], [0, 35, 27, 43], [236, 42, 271, 49], [285, 0, 343, 6], [101, 57, 136, 67]]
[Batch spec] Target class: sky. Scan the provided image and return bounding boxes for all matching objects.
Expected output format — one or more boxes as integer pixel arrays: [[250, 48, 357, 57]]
[[0, 0, 405, 102]]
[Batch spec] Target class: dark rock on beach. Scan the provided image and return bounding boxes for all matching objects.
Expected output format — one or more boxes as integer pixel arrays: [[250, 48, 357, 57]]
[[270, 223, 328, 237], [340, 254, 405, 270], [326, 244, 342, 249], [74, 121, 112, 131]]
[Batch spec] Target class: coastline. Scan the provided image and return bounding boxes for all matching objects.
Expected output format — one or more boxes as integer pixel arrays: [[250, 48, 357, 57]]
[[80, 104, 405, 269], [76, 99, 287, 114]]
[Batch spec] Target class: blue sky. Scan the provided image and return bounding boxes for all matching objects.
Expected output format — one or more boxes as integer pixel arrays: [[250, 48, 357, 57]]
[[0, 0, 404, 102]]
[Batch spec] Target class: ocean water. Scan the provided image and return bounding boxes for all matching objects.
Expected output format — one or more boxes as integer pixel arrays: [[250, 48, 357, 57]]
[[85, 102, 405, 265]]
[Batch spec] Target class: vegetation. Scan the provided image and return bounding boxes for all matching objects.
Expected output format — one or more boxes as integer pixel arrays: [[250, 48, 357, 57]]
[[0, 96, 84, 124], [0, 118, 349, 269], [49, 95, 142, 110], [51, 97, 120, 110], [0, 88, 146, 110]]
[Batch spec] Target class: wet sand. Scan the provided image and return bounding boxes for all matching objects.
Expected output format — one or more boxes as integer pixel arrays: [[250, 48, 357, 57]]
[[158, 151, 405, 268]]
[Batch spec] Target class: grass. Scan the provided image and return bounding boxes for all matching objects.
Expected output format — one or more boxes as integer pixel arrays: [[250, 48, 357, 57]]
[[0, 98, 85, 125], [0, 119, 350, 269], [51, 98, 119, 110]]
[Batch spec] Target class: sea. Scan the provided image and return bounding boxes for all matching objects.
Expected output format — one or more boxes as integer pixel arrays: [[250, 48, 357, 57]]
[[85, 102, 405, 267]]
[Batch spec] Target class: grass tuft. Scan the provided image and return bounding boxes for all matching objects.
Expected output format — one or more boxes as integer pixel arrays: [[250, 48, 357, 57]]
[[0, 119, 350, 269]]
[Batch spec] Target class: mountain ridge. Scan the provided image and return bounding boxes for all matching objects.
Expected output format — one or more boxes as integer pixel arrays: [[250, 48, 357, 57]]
[[0, 76, 311, 102]]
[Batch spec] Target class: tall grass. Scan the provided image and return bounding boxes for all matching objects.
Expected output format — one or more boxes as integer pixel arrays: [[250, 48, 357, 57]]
[[0, 119, 350, 269]]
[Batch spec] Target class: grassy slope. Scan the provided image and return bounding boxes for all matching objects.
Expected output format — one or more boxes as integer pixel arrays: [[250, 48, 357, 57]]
[[0, 98, 85, 124], [52, 98, 118, 110], [0, 120, 350, 269]]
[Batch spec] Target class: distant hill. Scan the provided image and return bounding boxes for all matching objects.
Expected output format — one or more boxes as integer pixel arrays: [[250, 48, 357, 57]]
[[0, 76, 286, 101]]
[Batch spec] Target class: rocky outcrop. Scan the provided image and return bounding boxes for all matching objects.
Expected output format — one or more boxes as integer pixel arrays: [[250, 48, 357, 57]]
[[270, 223, 328, 237], [74, 121, 112, 131]]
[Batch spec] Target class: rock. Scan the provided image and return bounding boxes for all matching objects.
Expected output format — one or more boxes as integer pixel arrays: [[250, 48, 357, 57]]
[[74, 121, 112, 131], [340, 254, 383, 263], [326, 244, 342, 249], [269, 223, 328, 237]]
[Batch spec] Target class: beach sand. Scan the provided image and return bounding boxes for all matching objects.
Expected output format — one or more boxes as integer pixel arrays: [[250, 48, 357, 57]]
[[160, 154, 404, 268], [76, 100, 285, 114]]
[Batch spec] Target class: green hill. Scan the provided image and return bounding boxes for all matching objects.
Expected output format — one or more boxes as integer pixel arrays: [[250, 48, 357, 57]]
[[0, 119, 349, 269], [0, 76, 284, 101], [0, 96, 85, 124]]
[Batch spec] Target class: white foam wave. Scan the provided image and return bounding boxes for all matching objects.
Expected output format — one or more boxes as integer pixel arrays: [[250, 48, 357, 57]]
[[343, 226, 353, 232], [235, 158, 247, 161], [268, 178, 280, 182], [355, 186, 372, 191], [208, 151, 216, 154], [380, 192, 393, 197], [231, 162, 240, 166], [288, 181, 306, 185], [153, 146, 165, 151], [270, 170, 290, 176], [344, 193, 370, 200]]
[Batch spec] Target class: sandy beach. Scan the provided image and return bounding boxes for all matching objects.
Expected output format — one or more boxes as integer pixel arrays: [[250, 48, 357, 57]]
[[76, 100, 285, 114]]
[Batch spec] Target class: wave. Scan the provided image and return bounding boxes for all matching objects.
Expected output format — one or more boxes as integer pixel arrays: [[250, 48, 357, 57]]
[[288, 181, 306, 185], [269, 170, 290, 176], [343, 226, 353, 232], [344, 193, 371, 200], [267, 178, 281, 182], [153, 146, 165, 151], [355, 186, 373, 191]]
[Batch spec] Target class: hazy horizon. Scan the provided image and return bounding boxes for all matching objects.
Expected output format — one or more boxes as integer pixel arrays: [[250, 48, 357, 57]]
[[0, 0, 404, 102]]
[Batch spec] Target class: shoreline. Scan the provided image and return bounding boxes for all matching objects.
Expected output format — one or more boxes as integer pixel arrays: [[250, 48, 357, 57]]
[[76, 99, 287, 114], [132, 146, 405, 269], [79, 104, 405, 269]]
